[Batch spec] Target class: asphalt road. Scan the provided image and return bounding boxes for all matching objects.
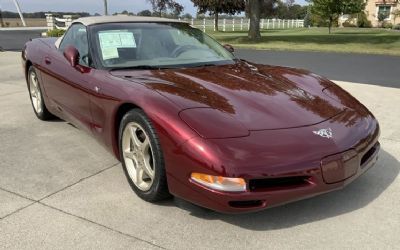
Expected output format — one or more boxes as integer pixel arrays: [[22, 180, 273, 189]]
[[236, 49, 400, 88], [1, 52, 400, 249], [1, 29, 399, 88], [0, 30, 44, 51]]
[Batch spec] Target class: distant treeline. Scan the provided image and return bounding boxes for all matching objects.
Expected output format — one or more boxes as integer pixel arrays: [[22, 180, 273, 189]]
[[0, 11, 91, 18]]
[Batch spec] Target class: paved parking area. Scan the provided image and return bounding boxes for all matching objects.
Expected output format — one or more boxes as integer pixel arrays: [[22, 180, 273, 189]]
[[0, 51, 399, 249]]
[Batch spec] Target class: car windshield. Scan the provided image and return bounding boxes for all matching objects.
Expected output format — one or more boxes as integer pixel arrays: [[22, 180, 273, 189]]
[[91, 22, 236, 69]]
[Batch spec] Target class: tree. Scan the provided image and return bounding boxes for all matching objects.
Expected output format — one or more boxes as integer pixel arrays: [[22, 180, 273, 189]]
[[137, 9, 152, 16], [246, 0, 277, 41], [356, 11, 372, 28], [147, 0, 184, 17], [276, 1, 308, 19], [392, 9, 400, 25], [181, 13, 193, 20], [310, 0, 365, 34], [191, 0, 245, 31], [377, 12, 388, 28], [304, 4, 312, 27]]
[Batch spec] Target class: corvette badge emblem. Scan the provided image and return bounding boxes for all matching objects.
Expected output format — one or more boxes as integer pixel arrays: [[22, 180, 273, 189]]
[[313, 128, 333, 139]]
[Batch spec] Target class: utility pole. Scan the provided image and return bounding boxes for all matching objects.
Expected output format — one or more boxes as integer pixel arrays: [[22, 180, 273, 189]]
[[104, 0, 108, 16], [13, 0, 26, 26]]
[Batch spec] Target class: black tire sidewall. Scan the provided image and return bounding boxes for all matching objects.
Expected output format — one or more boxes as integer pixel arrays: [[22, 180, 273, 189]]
[[27, 66, 53, 120], [119, 109, 169, 201], [28, 67, 44, 118]]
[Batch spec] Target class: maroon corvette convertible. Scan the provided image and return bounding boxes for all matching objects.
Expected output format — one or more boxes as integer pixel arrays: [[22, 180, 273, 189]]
[[22, 16, 380, 213]]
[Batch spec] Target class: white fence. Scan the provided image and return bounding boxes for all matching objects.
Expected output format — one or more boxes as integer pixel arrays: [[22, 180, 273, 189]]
[[46, 13, 73, 31], [188, 18, 304, 32], [45, 13, 304, 32]]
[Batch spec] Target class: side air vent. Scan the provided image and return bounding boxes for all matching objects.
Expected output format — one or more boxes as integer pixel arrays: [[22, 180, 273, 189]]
[[361, 143, 378, 167]]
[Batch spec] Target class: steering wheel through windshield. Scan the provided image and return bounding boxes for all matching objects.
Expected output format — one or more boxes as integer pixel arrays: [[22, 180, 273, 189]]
[[170, 45, 201, 58]]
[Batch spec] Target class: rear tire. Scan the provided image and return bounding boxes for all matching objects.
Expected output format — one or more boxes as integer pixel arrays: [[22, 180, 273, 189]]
[[27, 66, 54, 120], [119, 109, 171, 202]]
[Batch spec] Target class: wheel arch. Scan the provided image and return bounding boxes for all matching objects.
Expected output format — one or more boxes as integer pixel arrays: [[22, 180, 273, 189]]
[[25, 60, 33, 85], [113, 102, 141, 159]]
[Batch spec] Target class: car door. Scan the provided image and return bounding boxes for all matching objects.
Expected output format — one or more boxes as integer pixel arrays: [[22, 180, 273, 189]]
[[41, 23, 95, 133]]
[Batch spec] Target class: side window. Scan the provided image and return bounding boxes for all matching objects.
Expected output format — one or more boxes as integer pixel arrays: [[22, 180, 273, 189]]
[[59, 24, 90, 66]]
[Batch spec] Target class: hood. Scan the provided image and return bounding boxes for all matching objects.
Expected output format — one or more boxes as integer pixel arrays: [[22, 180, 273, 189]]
[[111, 61, 352, 131]]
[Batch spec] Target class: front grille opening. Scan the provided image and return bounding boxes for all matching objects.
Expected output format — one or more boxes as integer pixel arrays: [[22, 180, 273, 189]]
[[229, 200, 264, 208], [249, 176, 311, 192], [361, 145, 377, 166]]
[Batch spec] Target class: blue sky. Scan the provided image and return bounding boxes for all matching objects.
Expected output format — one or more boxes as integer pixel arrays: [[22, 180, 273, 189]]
[[0, 0, 307, 15]]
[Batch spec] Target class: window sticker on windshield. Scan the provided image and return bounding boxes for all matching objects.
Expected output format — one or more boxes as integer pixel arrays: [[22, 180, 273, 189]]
[[98, 31, 136, 60], [101, 47, 119, 60]]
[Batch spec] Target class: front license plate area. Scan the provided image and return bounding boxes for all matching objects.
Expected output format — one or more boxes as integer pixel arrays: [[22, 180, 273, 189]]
[[321, 150, 359, 184]]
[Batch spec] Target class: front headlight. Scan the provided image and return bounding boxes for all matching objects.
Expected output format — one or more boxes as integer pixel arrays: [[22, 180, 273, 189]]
[[190, 173, 247, 192]]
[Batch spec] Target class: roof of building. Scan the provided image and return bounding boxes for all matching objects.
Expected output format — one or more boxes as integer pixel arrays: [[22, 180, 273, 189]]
[[73, 15, 187, 26]]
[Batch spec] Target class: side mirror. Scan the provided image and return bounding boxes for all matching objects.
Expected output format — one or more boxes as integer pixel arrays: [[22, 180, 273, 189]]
[[223, 44, 234, 53], [63, 45, 79, 67]]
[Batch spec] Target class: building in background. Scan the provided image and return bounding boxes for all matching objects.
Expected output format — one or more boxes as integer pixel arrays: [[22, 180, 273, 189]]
[[365, 0, 400, 27]]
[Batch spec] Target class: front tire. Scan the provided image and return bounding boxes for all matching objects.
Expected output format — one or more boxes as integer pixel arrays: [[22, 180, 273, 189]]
[[27, 67, 53, 120], [119, 109, 171, 202]]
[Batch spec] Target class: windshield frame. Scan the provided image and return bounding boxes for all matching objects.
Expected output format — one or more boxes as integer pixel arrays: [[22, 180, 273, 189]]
[[88, 22, 237, 70]]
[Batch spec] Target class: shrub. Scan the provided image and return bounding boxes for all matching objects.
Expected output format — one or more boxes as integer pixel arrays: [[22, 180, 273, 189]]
[[46, 29, 66, 37], [382, 22, 393, 29], [311, 15, 339, 27], [394, 24, 400, 30], [357, 12, 372, 28], [343, 21, 357, 27]]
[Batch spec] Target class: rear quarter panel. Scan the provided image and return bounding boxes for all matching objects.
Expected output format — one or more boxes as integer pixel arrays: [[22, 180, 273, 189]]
[[22, 38, 57, 86]]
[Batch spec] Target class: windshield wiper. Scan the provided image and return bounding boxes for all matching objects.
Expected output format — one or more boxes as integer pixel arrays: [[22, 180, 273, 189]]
[[191, 63, 219, 68], [110, 65, 165, 71]]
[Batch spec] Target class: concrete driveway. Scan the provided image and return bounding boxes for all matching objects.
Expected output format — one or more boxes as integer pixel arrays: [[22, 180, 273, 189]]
[[0, 52, 399, 249]]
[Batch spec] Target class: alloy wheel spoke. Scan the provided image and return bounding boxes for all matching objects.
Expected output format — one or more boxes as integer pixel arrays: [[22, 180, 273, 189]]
[[136, 167, 144, 185], [32, 96, 37, 109], [32, 75, 37, 86], [124, 150, 135, 160], [141, 137, 150, 151], [129, 127, 142, 148], [30, 72, 43, 114], [142, 160, 154, 178], [36, 98, 41, 111]]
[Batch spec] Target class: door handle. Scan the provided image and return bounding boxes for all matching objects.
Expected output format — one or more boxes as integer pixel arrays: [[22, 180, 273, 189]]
[[45, 57, 52, 65]]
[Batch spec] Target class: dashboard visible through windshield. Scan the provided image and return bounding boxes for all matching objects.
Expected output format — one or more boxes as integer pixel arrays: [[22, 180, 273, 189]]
[[90, 22, 236, 69]]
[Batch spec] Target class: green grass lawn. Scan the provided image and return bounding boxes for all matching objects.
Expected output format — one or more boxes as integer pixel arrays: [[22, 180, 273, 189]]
[[207, 27, 400, 56]]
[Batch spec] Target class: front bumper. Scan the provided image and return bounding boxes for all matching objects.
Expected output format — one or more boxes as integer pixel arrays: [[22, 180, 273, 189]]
[[165, 111, 380, 213], [168, 141, 380, 213]]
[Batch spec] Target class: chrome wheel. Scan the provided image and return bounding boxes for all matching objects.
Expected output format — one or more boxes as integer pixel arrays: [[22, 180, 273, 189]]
[[122, 122, 155, 191], [29, 70, 42, 114]]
